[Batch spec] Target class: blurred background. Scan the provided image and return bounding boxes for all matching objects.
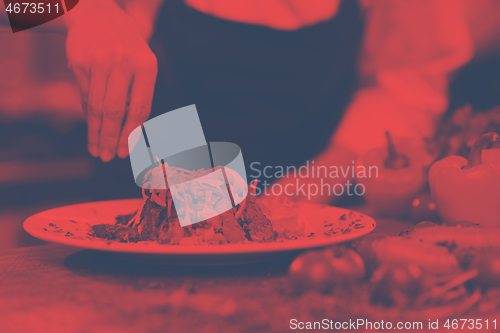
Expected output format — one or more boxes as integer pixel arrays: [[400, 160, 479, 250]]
[[0, 27, 88, 250], [0, 0, 500, 251], [0, 26, 138, 250]]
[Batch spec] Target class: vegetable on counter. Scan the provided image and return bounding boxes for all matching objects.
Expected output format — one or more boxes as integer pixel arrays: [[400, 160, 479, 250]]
[[322, 246, 366, 283], [429, 132, 500, 227], [287, 228, 487, 315], [432, 104, 500, 160], [356, 233, 388, 273], [288, 246, 366, 294], [409, 223, 500, 251], [288, 250, 336, 294], [356, 132, 433, 217], [361, 235, 459, 275], [469, 250, 500, 289], [370, 263, 423, 307]]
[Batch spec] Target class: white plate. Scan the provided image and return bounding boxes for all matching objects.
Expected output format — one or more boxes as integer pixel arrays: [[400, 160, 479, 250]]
[[24, 199, 376, 265]]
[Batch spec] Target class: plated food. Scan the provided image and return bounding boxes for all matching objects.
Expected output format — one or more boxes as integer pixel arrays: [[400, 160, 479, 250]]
[[89, 163, 370, 246], [23, 197, 376, 264], [91, 164, 279, 245]]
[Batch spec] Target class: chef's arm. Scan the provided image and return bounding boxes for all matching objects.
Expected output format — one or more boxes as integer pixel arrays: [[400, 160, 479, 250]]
[[266, 0, 474, 204], [332, 0, 473, 156], [112, 0, 163, 40]]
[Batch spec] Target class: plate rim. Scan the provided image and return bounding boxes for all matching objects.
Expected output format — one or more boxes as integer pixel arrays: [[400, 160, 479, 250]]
[[23, 198, 376, 255]]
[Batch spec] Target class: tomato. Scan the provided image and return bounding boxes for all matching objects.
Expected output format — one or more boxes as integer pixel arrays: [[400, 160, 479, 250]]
[[288, 251, 335, 294], [355, 233, 388, 272], [370, 263, 423, 307], [469, 250, 500, 289], [288, 247, 367, 294], [322, 246, 366, 283]]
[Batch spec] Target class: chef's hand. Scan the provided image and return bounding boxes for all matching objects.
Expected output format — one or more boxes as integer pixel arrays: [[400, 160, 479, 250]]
[[65, 0, 157, 162]]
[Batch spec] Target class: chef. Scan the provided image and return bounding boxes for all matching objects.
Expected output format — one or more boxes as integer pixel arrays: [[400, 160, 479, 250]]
[[1, 0, 474, 202]]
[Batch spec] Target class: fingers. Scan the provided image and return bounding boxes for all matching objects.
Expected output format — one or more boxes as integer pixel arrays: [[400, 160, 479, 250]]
[[72, 67, 89, 108], [87, 66, 109, 157], [75, 46, 156, 161], [99, 69, 132, 162], [71, 67, 91, 125], [117, 69, 156, 158]]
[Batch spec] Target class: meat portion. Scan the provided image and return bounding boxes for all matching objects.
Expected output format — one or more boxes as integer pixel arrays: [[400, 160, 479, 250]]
[[156, 216, 185, 244], [114, 211, 136, 225], [240, 195, 275, 242], [92, 224, 141, 243], [221, 211, 246, 244], [139, 199, 162, 241], [92, 164, 278, 245]]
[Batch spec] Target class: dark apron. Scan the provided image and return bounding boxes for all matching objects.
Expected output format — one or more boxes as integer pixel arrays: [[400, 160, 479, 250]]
[[150, 0, 364, 185]]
